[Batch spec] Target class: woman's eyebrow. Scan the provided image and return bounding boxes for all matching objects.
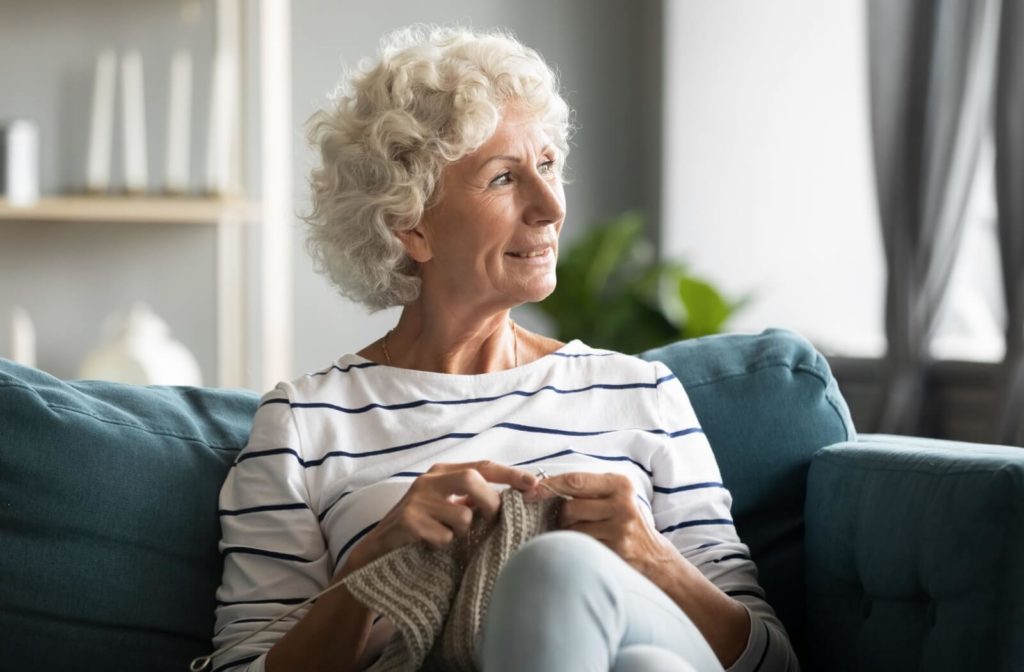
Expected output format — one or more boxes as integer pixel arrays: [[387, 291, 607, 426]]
[[477, 146, 555, 170]]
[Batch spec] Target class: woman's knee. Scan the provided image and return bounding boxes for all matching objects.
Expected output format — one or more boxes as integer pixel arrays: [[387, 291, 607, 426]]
[[497, 531, 617, 593], [612, 645, 701, 672]]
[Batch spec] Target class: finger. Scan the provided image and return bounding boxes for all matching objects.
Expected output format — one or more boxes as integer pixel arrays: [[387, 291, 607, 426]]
[[432, 469, 503, 521], [536, 472, 625, 499], [418, 517, 456, 550], [431, 460, 537, 490], [562, 519, 616, 545], [558, 497, 617, 528], [429, 499, 475, 537]]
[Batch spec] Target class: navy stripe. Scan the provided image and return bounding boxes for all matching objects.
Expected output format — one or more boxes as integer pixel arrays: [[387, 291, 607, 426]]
[[653, 481, 723, 494], [713, 553, 751, 563], [217, 596, 310, 607], [658, 518, 734, 534], [512, 448, 653, 477], [212, 654, 261, 672], [304, 432, 477, 467], [318, 491, 353, 522], [222, 546, 317, 563], [236, 447, 302, 465], [753, 621, 771, 672], [636, 493, 652, 511], [726, 589, 766, 599], [335, 521, 378, 567], [284, 380, 670, 416], [310, 361, 380, 377], [668, 427, 704, 438], [551, 350, 616, 358], [259, 398, 289, 407], [697, 541, 723, 550], [219, 503, 309, 516], [497, 421, 694, 443]]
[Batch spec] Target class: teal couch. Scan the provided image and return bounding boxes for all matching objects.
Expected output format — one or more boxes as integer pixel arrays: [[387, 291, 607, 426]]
[[1, 329, 1022, 671]]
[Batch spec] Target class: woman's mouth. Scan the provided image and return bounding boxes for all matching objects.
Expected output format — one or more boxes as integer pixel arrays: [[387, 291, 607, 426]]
[[505, 246, 553, 260]]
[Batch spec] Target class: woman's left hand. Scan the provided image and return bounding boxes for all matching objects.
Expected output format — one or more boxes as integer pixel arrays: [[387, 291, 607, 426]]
[[523, 472, 682, 585]]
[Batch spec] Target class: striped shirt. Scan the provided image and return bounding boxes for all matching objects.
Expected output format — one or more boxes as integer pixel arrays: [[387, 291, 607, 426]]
[[213, 340, 797, 672]]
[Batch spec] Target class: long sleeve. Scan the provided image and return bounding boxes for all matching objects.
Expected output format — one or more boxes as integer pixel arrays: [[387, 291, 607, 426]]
[[212, 384, 333, 672], [649, 361, 799, 672]]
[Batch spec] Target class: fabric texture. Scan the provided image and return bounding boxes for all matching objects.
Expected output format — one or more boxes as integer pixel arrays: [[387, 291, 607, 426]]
[[805, 434, 1024, 671], [213, 339, 796, 671], [341, 489, 559, 672], [0, 359, 258, 672]]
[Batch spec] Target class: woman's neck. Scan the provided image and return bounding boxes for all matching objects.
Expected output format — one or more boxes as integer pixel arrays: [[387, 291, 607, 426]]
[[381, 302, 518, 374]]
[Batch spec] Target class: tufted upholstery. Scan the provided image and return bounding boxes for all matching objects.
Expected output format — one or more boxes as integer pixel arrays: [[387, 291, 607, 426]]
[[806, 436, 1024, 671]]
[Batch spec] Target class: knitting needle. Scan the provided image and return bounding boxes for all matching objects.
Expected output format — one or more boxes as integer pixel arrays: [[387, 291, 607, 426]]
[[534, 467, 573, 500]]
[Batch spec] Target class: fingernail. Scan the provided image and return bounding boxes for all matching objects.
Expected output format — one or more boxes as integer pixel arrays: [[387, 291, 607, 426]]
[[522, 473, 537, 486]]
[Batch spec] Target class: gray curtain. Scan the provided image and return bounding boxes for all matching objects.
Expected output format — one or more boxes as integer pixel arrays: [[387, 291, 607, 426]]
[[868, 0, 1001, 434], [996, 0, 1024, 445]]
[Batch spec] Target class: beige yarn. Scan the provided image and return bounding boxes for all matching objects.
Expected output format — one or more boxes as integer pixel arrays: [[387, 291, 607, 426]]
[[341, 489, 560, 672]]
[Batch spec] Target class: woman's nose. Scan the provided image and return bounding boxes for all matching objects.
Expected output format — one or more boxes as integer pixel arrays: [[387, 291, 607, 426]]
[[524, 173, 565, 227]]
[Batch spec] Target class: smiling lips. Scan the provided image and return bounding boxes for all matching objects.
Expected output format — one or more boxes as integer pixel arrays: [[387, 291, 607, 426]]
[[506, 245, 554, 259]]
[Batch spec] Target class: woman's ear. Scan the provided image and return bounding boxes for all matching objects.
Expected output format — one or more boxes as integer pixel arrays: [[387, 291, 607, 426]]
[[395, 224, 433, 264]]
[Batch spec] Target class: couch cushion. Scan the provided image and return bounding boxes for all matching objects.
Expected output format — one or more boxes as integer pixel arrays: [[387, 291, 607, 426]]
[[805, 436, 1024, 671], [639, 328, 855, 659], [0, 359, 258, 671]]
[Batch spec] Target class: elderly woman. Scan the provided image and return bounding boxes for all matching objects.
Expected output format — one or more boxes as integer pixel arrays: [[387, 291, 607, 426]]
[[210, 26, 797, 672]]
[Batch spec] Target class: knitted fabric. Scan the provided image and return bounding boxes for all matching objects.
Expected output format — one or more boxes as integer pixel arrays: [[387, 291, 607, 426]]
[[341, 490, 560, 672]]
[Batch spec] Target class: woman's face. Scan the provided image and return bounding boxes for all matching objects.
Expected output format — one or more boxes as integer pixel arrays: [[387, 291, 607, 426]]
[[400, 106, 566, 313]]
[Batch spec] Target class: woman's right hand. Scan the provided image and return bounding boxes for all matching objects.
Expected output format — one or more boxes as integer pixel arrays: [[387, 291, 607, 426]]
[[342, 460, 538, 573]]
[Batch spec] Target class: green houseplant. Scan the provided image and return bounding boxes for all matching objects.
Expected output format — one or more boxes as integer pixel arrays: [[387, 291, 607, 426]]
[[535, 211, 749, 353]]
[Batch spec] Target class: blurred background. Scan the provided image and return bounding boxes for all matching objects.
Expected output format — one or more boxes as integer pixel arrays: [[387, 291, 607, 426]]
[[0, 0, 1020, 445]]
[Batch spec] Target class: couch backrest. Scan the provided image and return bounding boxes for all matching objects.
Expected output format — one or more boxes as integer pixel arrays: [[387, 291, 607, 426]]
[[640, 328, 855, 660], [0, 360, 258, 671], [0, 329, 854, 670]]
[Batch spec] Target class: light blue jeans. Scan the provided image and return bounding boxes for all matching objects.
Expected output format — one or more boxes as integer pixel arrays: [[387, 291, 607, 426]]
[[478, 531, 727, 672]]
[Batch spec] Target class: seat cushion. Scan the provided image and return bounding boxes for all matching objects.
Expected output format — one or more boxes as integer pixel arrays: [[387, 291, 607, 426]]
[[805, 436, 1024, 671], [0, 359, 258, 671], [640, 328, 855, 659]]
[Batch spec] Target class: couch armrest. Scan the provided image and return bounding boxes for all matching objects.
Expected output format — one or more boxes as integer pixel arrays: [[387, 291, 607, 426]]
[[804, 436, 1024, 672]]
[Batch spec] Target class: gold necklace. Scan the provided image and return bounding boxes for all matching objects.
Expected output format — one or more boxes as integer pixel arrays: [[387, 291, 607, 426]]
[[382, 320, 519, 368]]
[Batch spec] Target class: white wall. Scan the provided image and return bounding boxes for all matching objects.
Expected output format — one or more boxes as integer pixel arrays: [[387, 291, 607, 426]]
[[662, 0, 885, 356]]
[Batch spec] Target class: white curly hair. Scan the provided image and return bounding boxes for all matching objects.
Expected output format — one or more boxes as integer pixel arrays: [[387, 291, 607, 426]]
[[303, 25, 573, 311]]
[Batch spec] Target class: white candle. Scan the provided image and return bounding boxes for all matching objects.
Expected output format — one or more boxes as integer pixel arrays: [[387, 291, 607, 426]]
[[121, 50, 148, 193], [166, 50, 192, 194], [4, 120, 39, 206], [206, 0, 240, 196], [10, 306, 36, 368], [86, 49, 116, 193]]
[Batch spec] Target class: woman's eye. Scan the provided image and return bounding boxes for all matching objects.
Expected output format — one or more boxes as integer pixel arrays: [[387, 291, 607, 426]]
[[490, 172, 512, 186], [539, 159, 556, 174]]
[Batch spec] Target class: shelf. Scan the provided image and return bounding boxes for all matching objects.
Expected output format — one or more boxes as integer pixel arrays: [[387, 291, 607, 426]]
[[0, 196, 259, 225]]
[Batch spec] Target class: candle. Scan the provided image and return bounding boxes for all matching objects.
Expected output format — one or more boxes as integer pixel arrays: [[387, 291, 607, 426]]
[[86, 49, 116, 193], [122, 50, 148, 194], [166, 50, 192, 194]]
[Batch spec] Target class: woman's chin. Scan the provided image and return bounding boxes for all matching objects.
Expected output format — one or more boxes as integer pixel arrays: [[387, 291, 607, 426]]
[[514, 280, 557, 305]]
